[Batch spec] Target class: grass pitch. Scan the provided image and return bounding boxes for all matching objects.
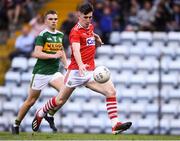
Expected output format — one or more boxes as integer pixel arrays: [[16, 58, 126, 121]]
[[0, 132, 180, 140]]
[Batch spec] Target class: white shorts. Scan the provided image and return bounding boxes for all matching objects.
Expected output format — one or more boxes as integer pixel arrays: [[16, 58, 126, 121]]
[[64, 70, 94, 87], [31, 72, 63, 90]]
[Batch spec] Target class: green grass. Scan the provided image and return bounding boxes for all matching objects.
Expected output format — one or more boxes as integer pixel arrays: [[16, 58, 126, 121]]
[[1, 132, 180, 140]]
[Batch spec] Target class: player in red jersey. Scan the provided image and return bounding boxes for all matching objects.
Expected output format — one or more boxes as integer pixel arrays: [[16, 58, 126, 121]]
[[32, 3, 132, 134]]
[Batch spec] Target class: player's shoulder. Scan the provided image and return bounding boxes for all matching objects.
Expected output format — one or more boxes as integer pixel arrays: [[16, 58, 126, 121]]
[[39, 29, 48, 36], [55, 30, 64, 35], [70, 24, 79, 35], [71, 24, 79, 32]]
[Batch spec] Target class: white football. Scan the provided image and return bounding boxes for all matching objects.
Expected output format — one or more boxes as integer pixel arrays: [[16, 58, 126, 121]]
[[93, 66, 111, 83]]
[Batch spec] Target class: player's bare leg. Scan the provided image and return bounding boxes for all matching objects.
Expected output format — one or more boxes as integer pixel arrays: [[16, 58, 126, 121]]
[[12, 74, 64, 134], [12, 88, 41, 134], [86, 79, 132, 134]]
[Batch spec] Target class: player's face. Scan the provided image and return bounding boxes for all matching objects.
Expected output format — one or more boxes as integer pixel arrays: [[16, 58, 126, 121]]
[[45, 14, 58, 30], [79, 12, 93, 28]]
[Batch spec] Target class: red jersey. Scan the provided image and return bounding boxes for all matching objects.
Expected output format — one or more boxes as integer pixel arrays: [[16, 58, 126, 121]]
[[68, 23, 96, 70]]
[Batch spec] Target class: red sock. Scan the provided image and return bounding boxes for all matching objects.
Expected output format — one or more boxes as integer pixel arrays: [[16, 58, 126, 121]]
[[106, 97, 119, 127], [43, 97, 57, 113]]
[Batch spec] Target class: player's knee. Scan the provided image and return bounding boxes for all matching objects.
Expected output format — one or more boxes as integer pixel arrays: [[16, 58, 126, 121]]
[[106, 87, 116, 97], [56, 97, 67, 106]]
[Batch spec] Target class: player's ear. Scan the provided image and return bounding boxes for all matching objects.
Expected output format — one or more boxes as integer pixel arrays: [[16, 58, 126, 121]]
[[77, 11, 81, 18]]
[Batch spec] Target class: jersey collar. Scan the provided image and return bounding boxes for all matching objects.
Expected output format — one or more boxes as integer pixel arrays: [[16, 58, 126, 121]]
[[45, 28, 58, 34], [77, 22, 90, 29]]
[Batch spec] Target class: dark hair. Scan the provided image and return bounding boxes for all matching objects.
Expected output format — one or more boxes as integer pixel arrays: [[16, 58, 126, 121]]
[[44, 10, 57, 18], [78, 3, 94, 15]]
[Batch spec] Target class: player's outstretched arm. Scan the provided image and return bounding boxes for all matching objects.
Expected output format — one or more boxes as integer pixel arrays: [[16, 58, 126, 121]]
[[31, 46, 62, 59]]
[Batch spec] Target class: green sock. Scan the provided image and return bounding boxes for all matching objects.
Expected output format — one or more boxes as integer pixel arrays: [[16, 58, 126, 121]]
[[48, 109, 57, 116]]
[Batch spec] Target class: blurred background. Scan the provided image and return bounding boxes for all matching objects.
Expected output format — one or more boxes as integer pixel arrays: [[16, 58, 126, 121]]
[[0, 0, 180, 135]]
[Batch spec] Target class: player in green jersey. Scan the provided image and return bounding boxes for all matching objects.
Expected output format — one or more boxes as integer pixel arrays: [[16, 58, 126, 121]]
[[11, 10, 68, 134]]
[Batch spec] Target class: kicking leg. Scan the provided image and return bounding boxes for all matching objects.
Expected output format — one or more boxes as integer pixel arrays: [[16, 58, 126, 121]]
[[86, 79, 132, 134]]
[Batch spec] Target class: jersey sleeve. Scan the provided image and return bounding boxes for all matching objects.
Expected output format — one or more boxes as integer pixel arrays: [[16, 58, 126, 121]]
[[35, 35, 45, 46], [69, 29, 80, 43]]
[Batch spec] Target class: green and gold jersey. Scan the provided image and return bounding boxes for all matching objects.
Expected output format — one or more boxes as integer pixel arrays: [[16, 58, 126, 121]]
[[33, 29, 64, 75]]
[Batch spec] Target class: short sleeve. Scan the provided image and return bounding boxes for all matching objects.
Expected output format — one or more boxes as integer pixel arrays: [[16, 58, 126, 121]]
[[35, 35, 45, 46], [69, 30, 80, 43]]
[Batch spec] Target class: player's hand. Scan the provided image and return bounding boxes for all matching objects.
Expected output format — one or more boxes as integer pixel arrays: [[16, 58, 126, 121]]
[[54, 51, 63, 59], [78, 64, 89, 77], [64, 65, 68, 70], [95, 35, 104, 47]]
